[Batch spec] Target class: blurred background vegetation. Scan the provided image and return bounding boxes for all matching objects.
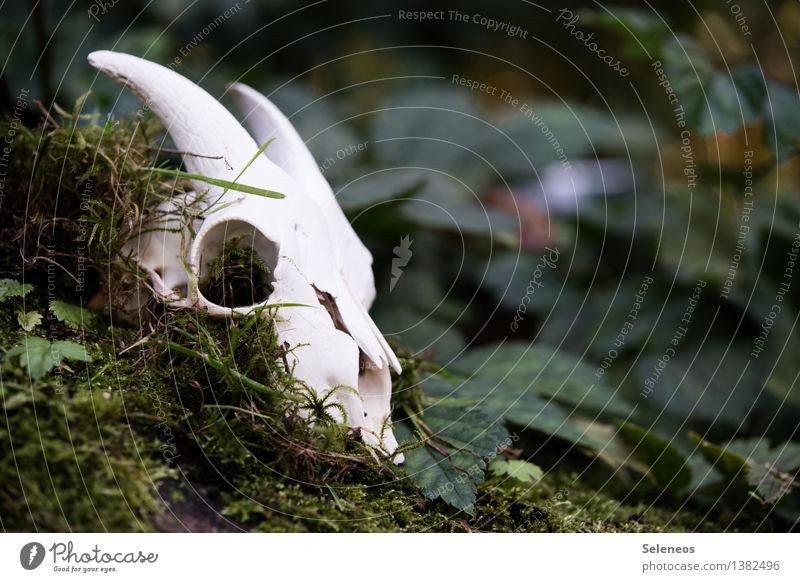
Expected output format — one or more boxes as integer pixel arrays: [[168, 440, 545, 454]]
[[3, 0, 800, 528]]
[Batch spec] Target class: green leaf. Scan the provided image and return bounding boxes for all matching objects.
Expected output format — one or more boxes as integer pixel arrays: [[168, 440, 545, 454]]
[[420, 349, 632, 453], [691, 433, 748, 481], [336, 169, 425, 211], [16, 311, 43, 332], [723, 439, 800, 474], [730, 66, 768, 122], [562, 417, 646, 473], [398, 403, 509, 513], [400, 201, 517, 244], [490, 105, 653, 180], [371, 87, 484, 171], [656, 191, 742, 285], [638, 341, 763, 429], [690, 433, 796, 505], [661, 37, 769, 136], [0, 279, 33, 303], [5, 338, 54, 380], [480, 251, 564, 315], [662, 36, 714, 131], [4, 337, 92, 380], [422, 374, 592, 448], [50, 300, 96, 330], [656, 35, 800, 156], [578, 7, 666, 60], [394, 172, 517, 244], [747, 464, 795, 506], [618, 422, 691, 493], [706, 73, 748, 134], [489, 459, 543, 483], [448, 341, 633, 417], [51, 340, 93, 363], [418, 342, 641, 466]]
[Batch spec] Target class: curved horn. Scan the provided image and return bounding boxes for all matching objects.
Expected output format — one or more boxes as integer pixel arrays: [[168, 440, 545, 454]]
[[88, 51, 293, 196]]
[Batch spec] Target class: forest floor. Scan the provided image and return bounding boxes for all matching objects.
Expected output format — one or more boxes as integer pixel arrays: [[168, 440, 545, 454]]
[[0, 115, 780, 533]]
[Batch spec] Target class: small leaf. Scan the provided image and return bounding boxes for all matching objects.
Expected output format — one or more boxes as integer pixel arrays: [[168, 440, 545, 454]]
[[5, 337, 53, 380], [0, 279, 33, 303], [690, 433, 796, 505], [4, 337, 92, 380], [397, 403, 509, 513], [401, 442, 482, 513], [16, 310, 43, 332], [724, 438, 800, 473], [50, 300, 96, 330], [51, 340, 92, 363], [489, 459, 543, 483], [747, 464, 795, 505]]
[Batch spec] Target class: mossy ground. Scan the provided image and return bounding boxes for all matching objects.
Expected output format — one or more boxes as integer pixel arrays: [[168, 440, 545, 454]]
[[0, 315, 750, 534], [0, 113, 777, 533]]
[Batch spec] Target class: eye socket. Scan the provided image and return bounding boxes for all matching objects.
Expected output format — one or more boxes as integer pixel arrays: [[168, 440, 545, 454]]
[[197, 220, 278, 309]]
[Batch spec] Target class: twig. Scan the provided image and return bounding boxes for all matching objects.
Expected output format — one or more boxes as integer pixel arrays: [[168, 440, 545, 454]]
[[146, 146, 232, 168], [119, 333, 153, 355]]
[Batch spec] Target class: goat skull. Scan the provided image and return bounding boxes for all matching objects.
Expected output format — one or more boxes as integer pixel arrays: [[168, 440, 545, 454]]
[[89, 50, 402, 459]]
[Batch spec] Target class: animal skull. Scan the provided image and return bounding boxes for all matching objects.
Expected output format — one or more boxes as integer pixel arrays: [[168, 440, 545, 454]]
[[88, 50, 402, 460]]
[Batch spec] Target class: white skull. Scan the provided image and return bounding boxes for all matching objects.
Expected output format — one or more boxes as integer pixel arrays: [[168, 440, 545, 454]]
[[89, 51, 402, 460]]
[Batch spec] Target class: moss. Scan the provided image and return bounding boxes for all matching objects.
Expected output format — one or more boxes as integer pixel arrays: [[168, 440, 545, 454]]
[[0, 365, 170, 531], [219, 466, 744, 533], [198, 236, 274, 308], [0, 113, 192, 313]]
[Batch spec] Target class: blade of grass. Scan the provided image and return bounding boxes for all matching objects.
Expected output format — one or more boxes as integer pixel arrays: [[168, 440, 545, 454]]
[[166, 340, 300, 403], [205, 137, 279, 208], [144, 167, 284, 199], [233, 138, 274, 187]]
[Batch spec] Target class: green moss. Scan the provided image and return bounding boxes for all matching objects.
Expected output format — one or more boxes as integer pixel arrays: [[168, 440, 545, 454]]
[[198, 236, 274, 308], [219, 465, 744, 533], [0, 114, 193, 313], [0, 366, 170, 531]]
